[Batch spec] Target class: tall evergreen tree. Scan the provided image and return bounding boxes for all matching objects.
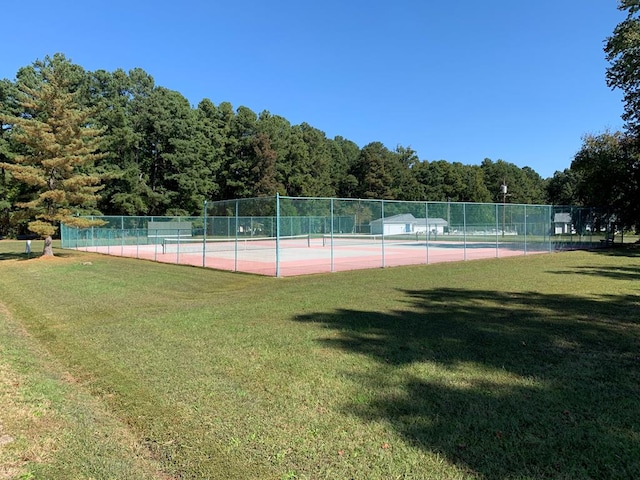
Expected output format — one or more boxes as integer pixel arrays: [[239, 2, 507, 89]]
[[0, 79, 19, 236], [392, 145, 423, 201], [85, 68, 153, 215], [297, 123, 334, 197], [329, 136, 360, 198], [460, 164, 492, 203], [480, 158, 546, 204], [351, 142, 395, 199], [546, 168, 580, 206], [250, 132, 281, 196], [0, 56, 105, 254], [219, 105, 259, 199]]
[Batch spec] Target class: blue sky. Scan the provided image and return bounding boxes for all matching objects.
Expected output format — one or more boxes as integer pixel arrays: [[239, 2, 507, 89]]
[[1, 1, 626, 179]]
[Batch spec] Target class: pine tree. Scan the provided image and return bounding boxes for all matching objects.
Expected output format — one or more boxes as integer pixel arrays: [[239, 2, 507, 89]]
[[0, 56, 105, 255]]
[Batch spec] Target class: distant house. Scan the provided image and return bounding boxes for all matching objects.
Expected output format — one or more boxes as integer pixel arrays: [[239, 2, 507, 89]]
[[553, 213, 573, 234], [369, 213, 448, 235]]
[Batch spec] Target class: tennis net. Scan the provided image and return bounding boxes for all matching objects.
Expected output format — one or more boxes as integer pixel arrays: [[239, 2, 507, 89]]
[[321, 233, 426, 247], [162, 234, 311, 254]]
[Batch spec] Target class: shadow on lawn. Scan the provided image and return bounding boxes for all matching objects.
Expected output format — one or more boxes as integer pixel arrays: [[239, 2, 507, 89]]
[[594, 244, 640, 258], [0, 240, 38, 261], [0, 252, 73, 262], [0, 252, 34, 261], [0, 241, 73, 262], [295, 287, 640, 478], [551, 265, 640, 281]]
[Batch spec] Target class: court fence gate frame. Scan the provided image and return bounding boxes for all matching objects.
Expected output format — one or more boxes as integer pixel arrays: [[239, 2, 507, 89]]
[[61, 195, 614, 277]]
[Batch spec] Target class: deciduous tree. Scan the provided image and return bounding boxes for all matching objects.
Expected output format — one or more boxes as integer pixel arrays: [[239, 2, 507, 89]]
[[605, 0, 640, 134], [571, 131, 639, 231]]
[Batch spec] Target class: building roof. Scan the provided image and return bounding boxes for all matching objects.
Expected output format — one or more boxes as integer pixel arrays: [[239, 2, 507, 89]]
[[553, 213, 571, 223], [370, 214, 447, 225]]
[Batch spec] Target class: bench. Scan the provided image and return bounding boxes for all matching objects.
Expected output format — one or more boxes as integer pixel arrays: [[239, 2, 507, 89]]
[[600, 232, 615, 247]]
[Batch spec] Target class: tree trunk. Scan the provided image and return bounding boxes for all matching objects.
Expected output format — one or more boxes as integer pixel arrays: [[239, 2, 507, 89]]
[[42, 236, 54, 256]]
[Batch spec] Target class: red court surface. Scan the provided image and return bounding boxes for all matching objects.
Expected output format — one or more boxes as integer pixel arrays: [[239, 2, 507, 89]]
[[71, 238, 550, 277]]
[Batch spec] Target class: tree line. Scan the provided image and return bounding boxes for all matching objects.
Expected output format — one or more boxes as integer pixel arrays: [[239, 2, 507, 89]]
[[0, 54, 551, 237], [3, 2, 640, 241]]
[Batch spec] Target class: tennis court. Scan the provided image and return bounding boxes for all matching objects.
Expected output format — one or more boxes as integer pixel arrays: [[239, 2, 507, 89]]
[[61, 196, 611, 276], [71, 233, 550, 277]]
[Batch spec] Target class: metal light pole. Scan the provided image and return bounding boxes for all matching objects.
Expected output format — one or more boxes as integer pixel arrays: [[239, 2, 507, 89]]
[[500, 181, 508, 237]]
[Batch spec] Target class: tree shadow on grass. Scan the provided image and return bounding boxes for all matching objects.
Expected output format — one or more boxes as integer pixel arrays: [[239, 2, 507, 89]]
[[295, 288, 640, 479], [0, 251, 74, 262], [550, 265, 640, 282], [593, 244, 640, 258], [0, 252, 34, 261]]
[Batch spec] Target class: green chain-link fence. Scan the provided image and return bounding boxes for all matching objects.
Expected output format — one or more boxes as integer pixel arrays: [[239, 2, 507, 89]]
[[61, 196, 613, 276]]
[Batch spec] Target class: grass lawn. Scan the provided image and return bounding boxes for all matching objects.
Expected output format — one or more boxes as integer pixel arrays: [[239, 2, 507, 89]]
[[1, 239, 639, 479]]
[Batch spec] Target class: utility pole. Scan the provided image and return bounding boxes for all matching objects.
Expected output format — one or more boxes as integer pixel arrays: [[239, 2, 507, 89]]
[[500, 181, 508, 237]]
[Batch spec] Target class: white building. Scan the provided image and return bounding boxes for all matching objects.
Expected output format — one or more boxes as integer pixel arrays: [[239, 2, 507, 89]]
[[369, 213, 448, 235], [553, 213, 573, 234]]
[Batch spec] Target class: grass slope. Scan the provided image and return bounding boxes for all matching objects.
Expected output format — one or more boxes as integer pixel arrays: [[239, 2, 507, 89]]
[[1, 240, 639, 479]]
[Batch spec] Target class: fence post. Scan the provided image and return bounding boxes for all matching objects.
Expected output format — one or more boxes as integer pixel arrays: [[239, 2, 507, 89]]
[[176, 216, 181, 265], [276, 194, 281, 277], [203, 200, 208, 268], [381, 200, 385, 268], [524, 205, 527, 255], [425, 201, 430, 264], [330, 198, 335, 273], [496, 203, 500, 258], [463, 203, 467, 261], [549, 205, 553, 252], [234, 200, 239, 273], [120, 216, 124, 256]]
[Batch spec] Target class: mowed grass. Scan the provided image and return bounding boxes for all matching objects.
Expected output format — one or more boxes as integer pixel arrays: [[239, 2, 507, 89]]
[[0, 240, 639, 479]]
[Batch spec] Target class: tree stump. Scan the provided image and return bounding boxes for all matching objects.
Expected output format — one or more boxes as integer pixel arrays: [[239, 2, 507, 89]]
[[42, 236, 54, 256]]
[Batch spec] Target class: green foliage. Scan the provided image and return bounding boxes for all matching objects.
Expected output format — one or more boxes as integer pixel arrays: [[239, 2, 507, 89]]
[[571, 131, 640, 230], [547, 168, 580, 206], [1, 53, 564, 229], [351, 142, 395, 199], [598, 2, 640, 230], [0, 55, 106, 239], [480, 158, 548, 205], [606, 0, 640, 133]]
